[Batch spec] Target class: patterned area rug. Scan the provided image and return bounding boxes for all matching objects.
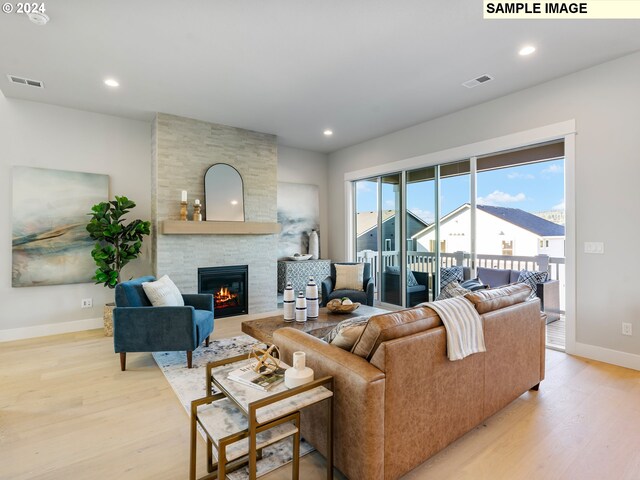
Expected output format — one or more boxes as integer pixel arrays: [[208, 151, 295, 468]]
[[152, 334, 314, 480]]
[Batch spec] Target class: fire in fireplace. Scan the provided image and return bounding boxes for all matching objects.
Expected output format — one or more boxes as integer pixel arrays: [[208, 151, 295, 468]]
[[198, 265, 248, 318]]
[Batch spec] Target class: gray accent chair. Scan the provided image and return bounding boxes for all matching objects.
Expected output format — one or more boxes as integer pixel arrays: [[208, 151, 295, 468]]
[[321, 262, 375, 306], [113, 276, 214, 371]]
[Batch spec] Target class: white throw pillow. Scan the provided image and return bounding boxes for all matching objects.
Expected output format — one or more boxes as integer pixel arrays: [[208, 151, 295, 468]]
[[142, 275, 184, 306], [334, 264, 365, 291]]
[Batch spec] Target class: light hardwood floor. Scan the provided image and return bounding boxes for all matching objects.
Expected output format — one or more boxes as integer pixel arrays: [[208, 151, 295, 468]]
[[1, 317, 639, 480]]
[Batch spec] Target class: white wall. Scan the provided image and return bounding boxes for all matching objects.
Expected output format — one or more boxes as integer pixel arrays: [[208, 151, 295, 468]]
[[0, 97, 152, 339], [328, 51, 640, 362], [277, 145, 330, 258]]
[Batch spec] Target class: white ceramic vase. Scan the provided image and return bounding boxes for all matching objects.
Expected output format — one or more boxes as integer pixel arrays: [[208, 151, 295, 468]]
[[308, 229, 319, 260], [306, 277, 319, 319], [285, 351, 314, 388], [295, 291, 307, 323], [283, 282, 295, 322]]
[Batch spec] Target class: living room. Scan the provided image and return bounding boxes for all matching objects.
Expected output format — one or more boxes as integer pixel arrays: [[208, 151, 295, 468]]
[[2, 3, 640, 480]]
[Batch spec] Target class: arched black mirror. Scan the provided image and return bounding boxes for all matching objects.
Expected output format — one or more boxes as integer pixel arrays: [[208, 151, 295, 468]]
[[204, 164, 245, 221]]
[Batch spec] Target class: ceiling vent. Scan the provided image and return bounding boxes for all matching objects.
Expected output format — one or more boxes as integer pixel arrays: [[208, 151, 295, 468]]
[[462, 74, 494, 89], [7, 75, 44, 88]]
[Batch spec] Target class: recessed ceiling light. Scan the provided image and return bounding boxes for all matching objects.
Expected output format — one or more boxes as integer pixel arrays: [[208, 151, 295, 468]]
[[519, 46, 536, 56], [230, 200, 238, 205], [27, 12, 49, 25], [104, 78, 120, 87], [323, 129, 333, 136]]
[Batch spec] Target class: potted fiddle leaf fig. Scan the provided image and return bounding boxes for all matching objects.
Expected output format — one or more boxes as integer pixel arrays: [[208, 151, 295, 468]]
[[86, 196, 151, 336]]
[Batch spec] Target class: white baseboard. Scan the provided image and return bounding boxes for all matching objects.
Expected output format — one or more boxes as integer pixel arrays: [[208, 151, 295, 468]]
[[573, 342, 640, 372], [0, 317, 103, 342]]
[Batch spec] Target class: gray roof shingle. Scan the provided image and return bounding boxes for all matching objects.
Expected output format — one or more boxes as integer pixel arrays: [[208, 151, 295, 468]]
[[478, 205, 565, 236]]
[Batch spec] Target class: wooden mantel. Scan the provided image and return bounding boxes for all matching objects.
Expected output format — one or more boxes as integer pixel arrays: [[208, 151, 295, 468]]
[[161, 220, 281, 235]]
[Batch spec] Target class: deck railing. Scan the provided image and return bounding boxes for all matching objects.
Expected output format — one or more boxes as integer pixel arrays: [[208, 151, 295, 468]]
[[356, 250, 566, 311]]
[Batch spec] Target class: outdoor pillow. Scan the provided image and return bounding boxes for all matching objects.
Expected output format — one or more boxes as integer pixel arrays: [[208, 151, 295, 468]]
[[142, 275, 185, 306], [334, 263, 365, 291], [385, 265, 419, 287], [517, 270, 549, 300], [460, 278, 489, 292], [440, 266, 464, 289]]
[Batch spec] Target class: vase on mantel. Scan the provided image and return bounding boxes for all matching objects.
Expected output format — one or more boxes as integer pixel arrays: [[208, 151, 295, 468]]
[[308, 229, 319, 260]]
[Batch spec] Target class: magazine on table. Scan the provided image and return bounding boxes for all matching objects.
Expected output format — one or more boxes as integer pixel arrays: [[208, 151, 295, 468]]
[[228, 361, 288, 391]]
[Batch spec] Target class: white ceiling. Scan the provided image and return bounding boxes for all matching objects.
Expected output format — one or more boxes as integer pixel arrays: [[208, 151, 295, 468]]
[[1, 1, 639, 153]]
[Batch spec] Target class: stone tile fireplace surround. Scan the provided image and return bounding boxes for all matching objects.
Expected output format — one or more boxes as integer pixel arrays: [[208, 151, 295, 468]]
[[151, 113, 278, 315]]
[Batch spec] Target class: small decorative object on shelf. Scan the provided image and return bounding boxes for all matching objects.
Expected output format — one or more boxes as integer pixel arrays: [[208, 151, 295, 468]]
[[308, 229, 319, 260], [288, 253, 312, 261], [193, 199, 202, 222], [248, 344, 281, 375], [284, 351, 314, 388], [283, 282, 295, 322], [306, 277, 319, 319], [295, 291, 307, 323]]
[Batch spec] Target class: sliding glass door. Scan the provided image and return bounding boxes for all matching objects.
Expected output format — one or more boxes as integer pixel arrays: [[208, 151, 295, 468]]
[[353, 142, 565, 316]]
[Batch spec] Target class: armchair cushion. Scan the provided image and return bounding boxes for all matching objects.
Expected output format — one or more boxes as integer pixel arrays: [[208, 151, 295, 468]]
[[142, 275, 184, 306], [334, 263, 365, 291]]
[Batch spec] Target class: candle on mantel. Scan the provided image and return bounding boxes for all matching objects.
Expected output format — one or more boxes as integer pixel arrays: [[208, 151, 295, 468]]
[[194, 199, 200, 205], [181, 190, 187, 202]]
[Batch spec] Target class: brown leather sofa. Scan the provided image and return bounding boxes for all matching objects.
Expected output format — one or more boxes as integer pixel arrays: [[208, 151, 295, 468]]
[[273, 283, 545, 480]]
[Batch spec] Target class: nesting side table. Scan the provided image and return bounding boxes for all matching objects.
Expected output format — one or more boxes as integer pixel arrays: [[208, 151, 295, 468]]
[[189, 353, 334, 480]]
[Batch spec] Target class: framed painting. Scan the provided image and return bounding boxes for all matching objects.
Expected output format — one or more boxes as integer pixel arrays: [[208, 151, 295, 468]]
[[12, 166, 109, 287], [277, 182, 320, 260]]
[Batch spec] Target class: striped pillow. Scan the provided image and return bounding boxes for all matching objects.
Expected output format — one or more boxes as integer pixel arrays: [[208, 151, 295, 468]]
[[335, 264, 365, 291]]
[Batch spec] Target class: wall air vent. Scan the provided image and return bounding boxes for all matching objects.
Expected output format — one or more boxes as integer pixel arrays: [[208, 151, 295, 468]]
[[7, 75, 44, 88], [462, 74, 494, 89]]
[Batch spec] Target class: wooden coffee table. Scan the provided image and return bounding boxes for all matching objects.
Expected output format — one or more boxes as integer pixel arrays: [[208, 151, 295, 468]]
[[241, 305, 388, 344]]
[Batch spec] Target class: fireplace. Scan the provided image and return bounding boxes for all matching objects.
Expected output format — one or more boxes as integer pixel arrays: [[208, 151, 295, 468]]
[[198, 265, 248, 318]]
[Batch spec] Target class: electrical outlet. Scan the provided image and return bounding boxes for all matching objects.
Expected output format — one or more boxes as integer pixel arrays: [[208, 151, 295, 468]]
[[622, 323, 632, 336], [81, 298, 93, 309]]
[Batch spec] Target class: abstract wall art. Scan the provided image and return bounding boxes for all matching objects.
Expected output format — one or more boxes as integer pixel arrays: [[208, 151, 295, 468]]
[[12, 166, 109, 287], [277, 182, 320, 260]]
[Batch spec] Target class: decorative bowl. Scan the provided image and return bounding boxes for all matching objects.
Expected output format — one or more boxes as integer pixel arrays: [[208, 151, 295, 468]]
[[326, 299, 360, 313], [288, 254, 312, 261]]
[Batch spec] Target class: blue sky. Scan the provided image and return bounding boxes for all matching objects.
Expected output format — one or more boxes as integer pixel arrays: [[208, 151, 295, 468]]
[[356, 159, 565, 223]]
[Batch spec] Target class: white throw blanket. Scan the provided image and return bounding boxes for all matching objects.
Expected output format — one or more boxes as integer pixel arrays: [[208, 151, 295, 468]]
[[426, 296, 486, 361]]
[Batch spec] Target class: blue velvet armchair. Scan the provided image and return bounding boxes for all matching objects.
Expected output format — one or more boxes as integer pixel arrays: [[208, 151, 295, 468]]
[[113, 276, 214, 370], [321, 262, 375, 306]]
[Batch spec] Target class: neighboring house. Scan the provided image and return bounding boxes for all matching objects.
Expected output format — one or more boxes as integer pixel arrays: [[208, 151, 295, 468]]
[[412, 204, 565, 258], [357, 210, 430, 252]]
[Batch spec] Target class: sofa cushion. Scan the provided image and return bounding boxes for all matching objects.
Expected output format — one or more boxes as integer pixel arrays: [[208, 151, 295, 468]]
[[460, 278, 489, 292], [464, 283, 531, 314], [517, 270, 549, 300], [385, 266, 419, 287], [477, 267, 512, 288], [322, 315, 371, 350], [142, 275, 185, 307], [351, 307, 442, 360], [436, 281, 470, 300], [334, 263, 365, 291], [115, 275, 156, 307], [441, 266, 463, 289]]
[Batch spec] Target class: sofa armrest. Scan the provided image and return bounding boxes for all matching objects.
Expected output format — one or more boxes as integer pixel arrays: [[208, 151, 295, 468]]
[[273, 328, 385, 480], [113, 306, 198, 352], [320, 276, 333, 306], [183, 293, 214, 312]]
